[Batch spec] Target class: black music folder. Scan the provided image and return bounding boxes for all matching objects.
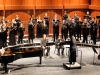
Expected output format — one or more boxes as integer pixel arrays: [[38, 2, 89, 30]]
[[44, 17, 49, 20], [96, 16, 100, 19], [84, 15, 90, 19]]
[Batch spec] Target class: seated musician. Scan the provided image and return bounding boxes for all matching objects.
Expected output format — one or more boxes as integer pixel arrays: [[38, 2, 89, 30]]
[[55, 38, 65, 56], [41, 34, 50, 57]]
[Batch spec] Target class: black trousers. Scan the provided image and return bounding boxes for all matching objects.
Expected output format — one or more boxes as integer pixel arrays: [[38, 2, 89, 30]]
[[58, 48, 64, 55], [83, 33, 88, 43], [90, 28, 93, 40], [92, 32, 96, 44], [61, 28, 68, 40], [69, 29, 75, 38], [76, 28, 81, 40], [69, 49, 76, 64], [53, 31, 59, 42], [69, 51, 76, 64], [28, 32, 34, 43], [18, 34, 24, 44], [3, 34, 7, 47]]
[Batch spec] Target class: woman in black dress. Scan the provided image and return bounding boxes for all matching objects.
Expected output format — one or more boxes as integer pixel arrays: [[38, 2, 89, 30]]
[[9, 19, 17, 45], [37, 16, 43, 38], [2, 23, 8, 47], [43, 13, 50, 35], [42, 20, 48, 36]]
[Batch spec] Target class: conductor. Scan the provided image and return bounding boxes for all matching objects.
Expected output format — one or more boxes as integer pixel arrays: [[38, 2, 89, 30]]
[[69, 35, 77, 64]]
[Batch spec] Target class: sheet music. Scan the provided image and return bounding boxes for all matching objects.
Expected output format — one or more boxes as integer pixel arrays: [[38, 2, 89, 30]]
[[64, 45, 70, 48], [0, 47, 5, 55]]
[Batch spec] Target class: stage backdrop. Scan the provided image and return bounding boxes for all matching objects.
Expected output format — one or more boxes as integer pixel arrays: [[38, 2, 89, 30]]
[[0, 0, 100, 35]]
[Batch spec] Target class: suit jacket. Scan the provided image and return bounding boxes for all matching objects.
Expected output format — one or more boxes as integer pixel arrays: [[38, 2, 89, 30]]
[[41, 38, 48, 49]]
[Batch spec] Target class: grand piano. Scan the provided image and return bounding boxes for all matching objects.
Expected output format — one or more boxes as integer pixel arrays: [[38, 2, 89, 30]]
[[0, 40, 70, 73], [0, 44, 43, 73]]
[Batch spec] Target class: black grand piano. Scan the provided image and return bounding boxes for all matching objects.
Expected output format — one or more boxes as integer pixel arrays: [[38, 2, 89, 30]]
[[0, 44, 43, 73]]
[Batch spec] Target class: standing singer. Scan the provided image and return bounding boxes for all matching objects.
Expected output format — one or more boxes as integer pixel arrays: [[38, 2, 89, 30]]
[[43, 13, 50, 35], [9, 19, 17, 45], [52, 14, 60, 42], [37, 16, 43, 38], [28, 20, 35, 43], [18, 22, 25, 44]]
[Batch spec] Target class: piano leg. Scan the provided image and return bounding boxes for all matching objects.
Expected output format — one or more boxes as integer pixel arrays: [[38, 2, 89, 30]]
[[39, 50, 43, 64], [40, 56, 42, 64], [3, 63, 8, 74]]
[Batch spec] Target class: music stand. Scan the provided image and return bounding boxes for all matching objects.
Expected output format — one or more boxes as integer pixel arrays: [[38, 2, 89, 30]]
[[92, 47, 98, 65]]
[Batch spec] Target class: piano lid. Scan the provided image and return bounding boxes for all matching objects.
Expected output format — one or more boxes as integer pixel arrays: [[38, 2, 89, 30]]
[[19, 45, 41, 49]]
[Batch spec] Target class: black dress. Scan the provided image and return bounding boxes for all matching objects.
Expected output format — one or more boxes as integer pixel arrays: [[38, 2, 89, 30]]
[[15, 18, 21, 33], [37, 22, 42, 38], [3, 27, 8, 47], [42, 24, 48, 35], [9, 26, 16, 45], [43, 16, 49, 34]]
